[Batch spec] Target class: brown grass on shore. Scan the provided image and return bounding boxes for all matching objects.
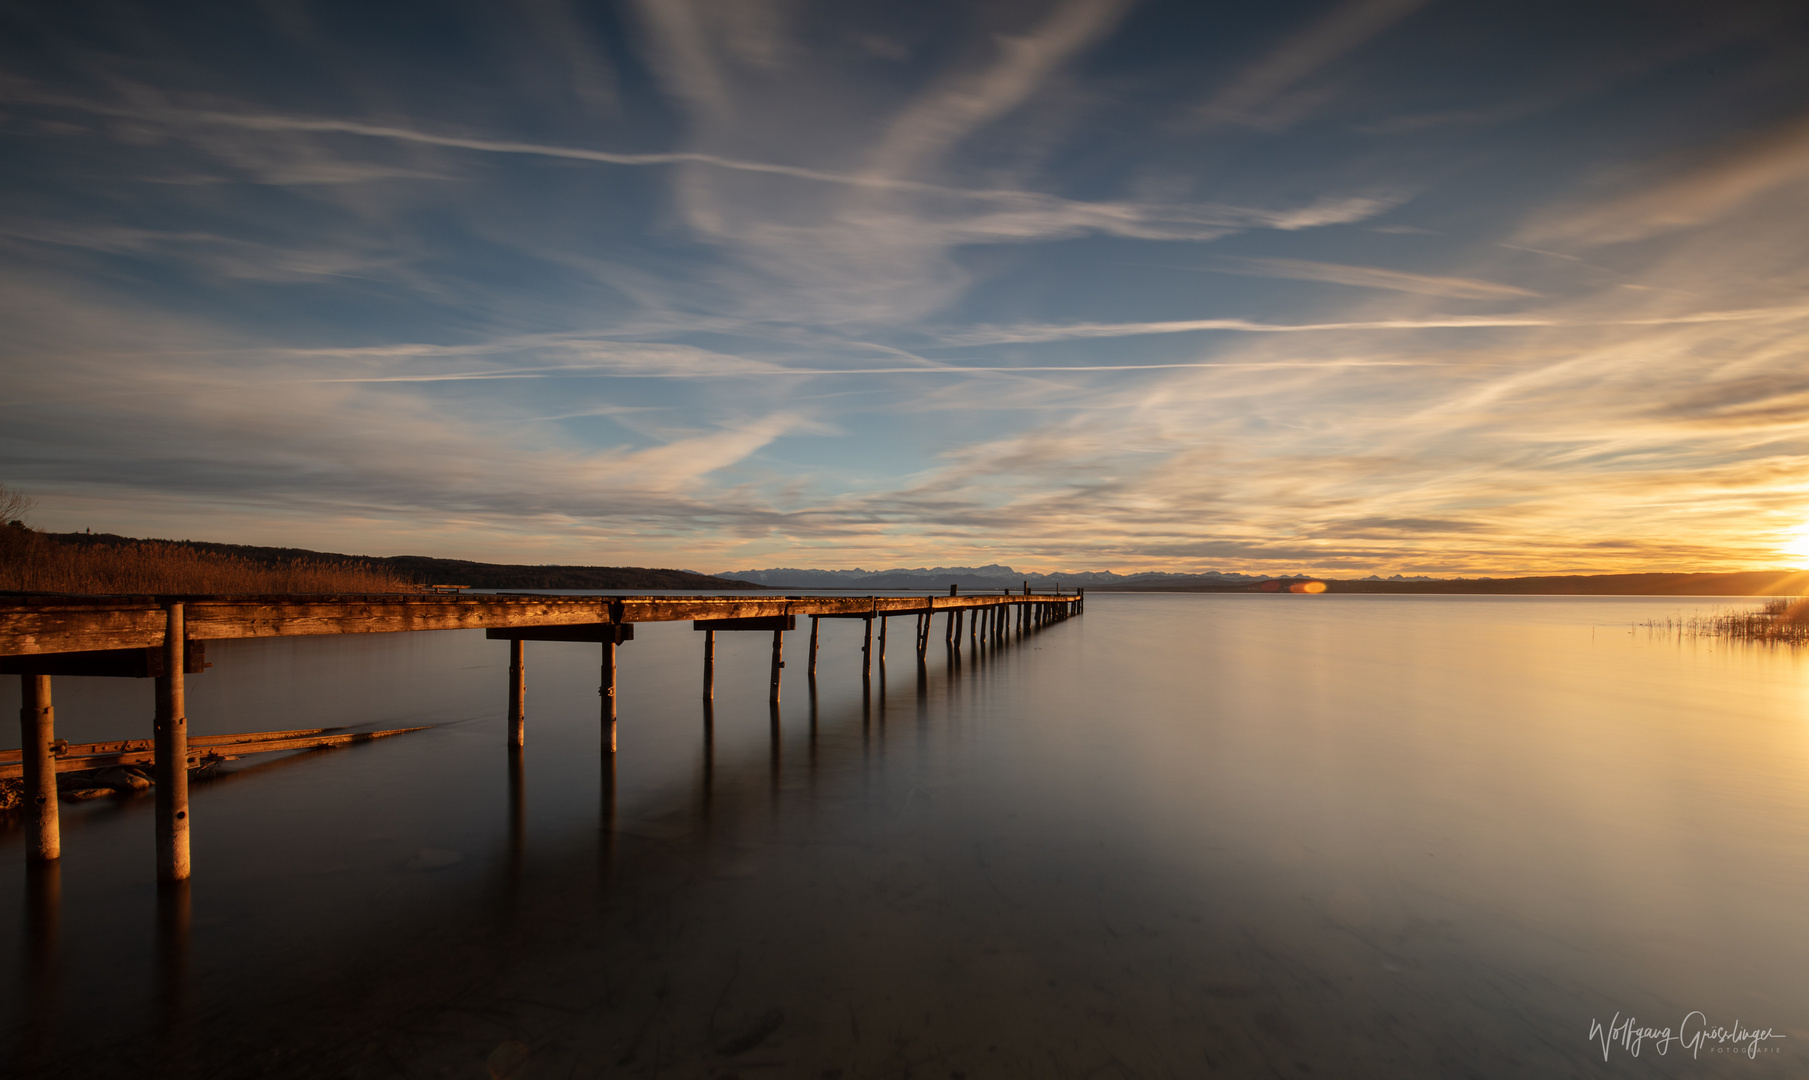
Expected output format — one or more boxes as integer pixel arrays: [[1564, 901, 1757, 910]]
[[1643, 598, 1809, 645], [1, 531, 411, 595]]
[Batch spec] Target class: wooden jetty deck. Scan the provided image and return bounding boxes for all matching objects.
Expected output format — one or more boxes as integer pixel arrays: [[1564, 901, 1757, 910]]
[[3, 589, 1082, 883]]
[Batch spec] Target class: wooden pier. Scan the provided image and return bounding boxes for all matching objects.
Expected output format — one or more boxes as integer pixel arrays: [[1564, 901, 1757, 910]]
[[3, 589, 1082, 882]]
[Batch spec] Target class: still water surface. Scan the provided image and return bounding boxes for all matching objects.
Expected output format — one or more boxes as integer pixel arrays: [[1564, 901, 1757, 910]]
[[3, 593, 1807, 1077]]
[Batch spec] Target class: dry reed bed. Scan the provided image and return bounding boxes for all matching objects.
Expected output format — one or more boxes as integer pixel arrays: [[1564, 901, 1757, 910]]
[[1642, 598, 1809, 645], [0, 538, 410, 595]]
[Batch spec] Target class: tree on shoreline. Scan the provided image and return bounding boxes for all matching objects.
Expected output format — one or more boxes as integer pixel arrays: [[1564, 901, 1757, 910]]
[[0, 482, 30, 528]]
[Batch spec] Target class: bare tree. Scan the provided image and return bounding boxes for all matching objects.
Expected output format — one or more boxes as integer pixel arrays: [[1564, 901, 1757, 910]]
[[0, 482, 31, 527]]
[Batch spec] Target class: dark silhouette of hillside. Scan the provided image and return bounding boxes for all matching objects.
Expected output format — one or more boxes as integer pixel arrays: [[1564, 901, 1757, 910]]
[[37, 532, 764, 591]]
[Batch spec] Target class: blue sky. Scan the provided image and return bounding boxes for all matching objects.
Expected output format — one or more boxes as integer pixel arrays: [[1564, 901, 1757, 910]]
[[4, 0, 1809, 575]]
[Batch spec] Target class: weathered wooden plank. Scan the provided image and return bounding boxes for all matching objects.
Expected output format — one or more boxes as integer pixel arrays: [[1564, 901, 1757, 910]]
[[0, 607, 168, 655]]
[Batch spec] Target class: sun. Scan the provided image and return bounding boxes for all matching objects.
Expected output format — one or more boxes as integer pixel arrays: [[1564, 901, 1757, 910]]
[[1782, 523, 1809, 564]]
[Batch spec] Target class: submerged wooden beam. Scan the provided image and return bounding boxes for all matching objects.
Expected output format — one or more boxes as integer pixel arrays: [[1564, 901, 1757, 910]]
[[0, 726, 429, 779]]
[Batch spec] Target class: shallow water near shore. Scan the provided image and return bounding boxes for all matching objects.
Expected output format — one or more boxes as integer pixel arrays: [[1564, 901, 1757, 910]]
[[3, 593, 1807, 1077]]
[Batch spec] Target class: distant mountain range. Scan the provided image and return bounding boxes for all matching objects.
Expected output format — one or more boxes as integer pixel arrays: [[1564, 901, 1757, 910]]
[[719, 564, 1441, 590], [719, 564, 1806, 596]]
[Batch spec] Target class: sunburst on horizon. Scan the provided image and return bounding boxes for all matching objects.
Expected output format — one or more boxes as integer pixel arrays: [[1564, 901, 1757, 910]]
[[1780, 523, 1809, 565]]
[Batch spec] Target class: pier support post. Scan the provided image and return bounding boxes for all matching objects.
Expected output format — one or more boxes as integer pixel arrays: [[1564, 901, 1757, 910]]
[[878, 616, 887, 669], [703, 629, 715, 699], [808, 617, 819, 679], [946, 609, 955, 647], [862, 616, 873, 684], [602, 637, 617, 754], [154, 603, 190, 884], [20, 674, 59, 864], [507, 640, 526, 747], [769, 629, 784, 705]]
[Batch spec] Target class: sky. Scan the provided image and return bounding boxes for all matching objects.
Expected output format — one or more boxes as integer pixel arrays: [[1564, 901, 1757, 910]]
[[3, 0, 1809, 577]]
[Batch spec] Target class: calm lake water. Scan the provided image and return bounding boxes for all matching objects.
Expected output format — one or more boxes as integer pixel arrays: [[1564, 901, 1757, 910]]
[[3, 593, 1807, 1077]]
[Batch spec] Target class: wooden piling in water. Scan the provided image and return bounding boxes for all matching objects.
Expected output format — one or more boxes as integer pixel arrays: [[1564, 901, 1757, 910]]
[[602, 637, 618, 754], [153, 603, 190, 884], [507, 639, 526, 747], [808, 616, 819, 678], [703, 629, 715, 699], [20, 673, 58, 864], [769, 628, 784, 704], [862, 615, 873, 683], [878, 616, 888, 669]]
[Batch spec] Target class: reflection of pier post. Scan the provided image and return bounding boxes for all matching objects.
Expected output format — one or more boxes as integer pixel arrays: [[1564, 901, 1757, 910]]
[[599, 752, 617, 875], [507, 743, 525, 880], [769, 703, 782, 797], [808, 680, 819, 761], [16, 861, 60, 1071], [156, 879, 192, 1070], [701, 699, 715, 817]]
